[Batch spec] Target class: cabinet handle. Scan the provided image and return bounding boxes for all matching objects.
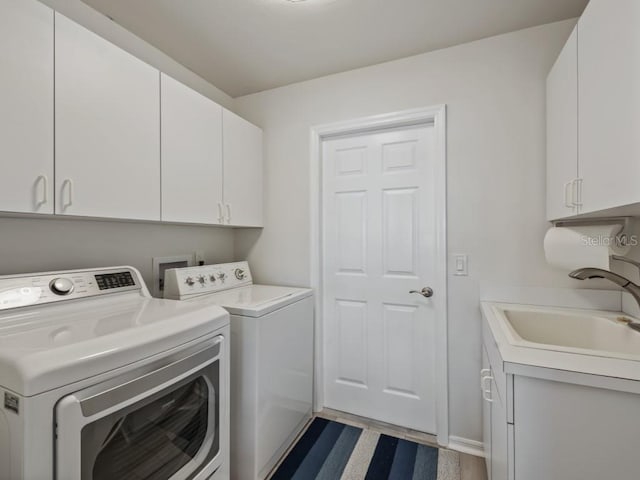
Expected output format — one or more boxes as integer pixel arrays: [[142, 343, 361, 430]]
[[62, 179, 74, 211], [217, 202, 224, 223], [226, 204, 231, 224], [35, 175, 48, 209], [564, 181, 574, 209], [481, 372, 493, 403], [480, 368, 490, 392], [572, 178, 583, 207]]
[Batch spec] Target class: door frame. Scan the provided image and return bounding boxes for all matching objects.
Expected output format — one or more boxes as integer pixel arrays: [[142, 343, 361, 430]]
[[309, 105, 449, 445]]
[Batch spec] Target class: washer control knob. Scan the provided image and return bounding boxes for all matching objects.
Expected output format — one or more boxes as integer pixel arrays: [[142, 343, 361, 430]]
[[235, 268, 246, 280], [197, 275, 206, 285], [50, 278, 74, 296], [185, 277, 195, 286]]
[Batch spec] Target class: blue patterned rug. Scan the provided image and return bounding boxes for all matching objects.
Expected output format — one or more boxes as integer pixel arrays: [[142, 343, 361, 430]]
[[270, 417, 460, 480]]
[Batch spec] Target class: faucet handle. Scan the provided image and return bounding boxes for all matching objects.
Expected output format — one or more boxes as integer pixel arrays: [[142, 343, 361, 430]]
[[612, 255, 640, 276]]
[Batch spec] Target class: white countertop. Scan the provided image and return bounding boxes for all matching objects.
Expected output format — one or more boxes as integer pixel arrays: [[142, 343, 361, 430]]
[[481, 301, 640, 392]]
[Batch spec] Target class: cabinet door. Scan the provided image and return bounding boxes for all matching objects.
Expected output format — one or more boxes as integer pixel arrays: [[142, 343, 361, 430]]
[[481, 347, 492, 480], [490, 377, 508, 480], [55, 13, 160, 221], [0, 0, 54, 214], [579, 0, 640, 213], [161, 74, 223, 224], [546, 26, 578, 220], [514, 376, 640, 480], [222, 109, 263, 227]]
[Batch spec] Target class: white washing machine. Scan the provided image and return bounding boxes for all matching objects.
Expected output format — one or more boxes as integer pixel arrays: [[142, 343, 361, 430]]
[[164, 262, 314, 480], [0, 266, 230, 480]]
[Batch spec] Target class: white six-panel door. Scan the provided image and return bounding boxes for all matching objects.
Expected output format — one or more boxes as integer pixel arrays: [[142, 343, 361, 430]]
[[322, 124, 438, 433]]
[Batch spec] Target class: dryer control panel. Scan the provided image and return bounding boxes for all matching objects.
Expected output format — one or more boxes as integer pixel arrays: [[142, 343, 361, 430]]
[[0, 267, 142, 310], [163, 261, 253, 300]]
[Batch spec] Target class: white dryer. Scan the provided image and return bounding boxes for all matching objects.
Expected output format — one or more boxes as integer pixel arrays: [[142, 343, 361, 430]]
[[164, 262, 314, 480], [0, 266, 230, 480]]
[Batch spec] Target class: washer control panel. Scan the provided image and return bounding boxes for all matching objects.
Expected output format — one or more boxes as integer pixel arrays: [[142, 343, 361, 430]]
[[163, 261, 253, 299], [95, 271, 136, 290], [0, 267, 141, 311]]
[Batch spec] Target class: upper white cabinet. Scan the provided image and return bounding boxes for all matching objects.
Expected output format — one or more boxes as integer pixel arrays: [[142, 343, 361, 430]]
[[547, 0, 640, 219], [0, 5, 263, 226], [161, 79, 263, 227], [578, 0, 640, 214], [222, 109, 263, 227], [161, 74, 223, 224], [0, 0, 54, 214], [55, 13, 160, 221], [546, 26, 578, 220]]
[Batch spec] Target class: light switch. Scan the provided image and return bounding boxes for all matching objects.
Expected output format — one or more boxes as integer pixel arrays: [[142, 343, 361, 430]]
[[453, 254, 468, 276]]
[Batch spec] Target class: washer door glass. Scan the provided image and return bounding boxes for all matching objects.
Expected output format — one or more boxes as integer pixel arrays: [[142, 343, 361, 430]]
[[81, 372, 217, 480]]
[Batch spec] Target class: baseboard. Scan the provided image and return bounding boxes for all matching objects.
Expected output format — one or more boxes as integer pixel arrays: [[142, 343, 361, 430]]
[[447, 436, 485, 458]]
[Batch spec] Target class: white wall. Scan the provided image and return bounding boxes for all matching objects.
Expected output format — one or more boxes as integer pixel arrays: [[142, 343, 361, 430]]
[[233, 19, 580, 443], [0, 217, 234, 294], [38, 0, 234, 109]]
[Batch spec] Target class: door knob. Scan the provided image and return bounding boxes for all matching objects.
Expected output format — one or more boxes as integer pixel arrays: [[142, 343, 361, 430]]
[[409, 287, 434, 298]]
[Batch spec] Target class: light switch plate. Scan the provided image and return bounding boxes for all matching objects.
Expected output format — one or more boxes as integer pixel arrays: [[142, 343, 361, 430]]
[[453, 254, 468, 276]]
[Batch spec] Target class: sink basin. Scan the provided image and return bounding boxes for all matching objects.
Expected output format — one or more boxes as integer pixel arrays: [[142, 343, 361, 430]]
[[491, 304, 640, 361]]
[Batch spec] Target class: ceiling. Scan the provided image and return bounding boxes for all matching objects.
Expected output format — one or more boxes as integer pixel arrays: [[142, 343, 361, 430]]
[[81, 0, 588, 98]]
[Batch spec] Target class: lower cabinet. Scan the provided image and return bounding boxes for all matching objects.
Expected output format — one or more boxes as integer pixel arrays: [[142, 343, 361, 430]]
[[513, 377, 640, 480], [481, 346, 509, 480], [483, 334, 640, 480], [481, 347, 492, 480], [490, 380, 508, 480]]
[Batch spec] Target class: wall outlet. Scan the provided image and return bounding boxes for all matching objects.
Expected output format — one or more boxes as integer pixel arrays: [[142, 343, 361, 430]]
[[152, 254, 194, 297], [195, 251, 205, 265]]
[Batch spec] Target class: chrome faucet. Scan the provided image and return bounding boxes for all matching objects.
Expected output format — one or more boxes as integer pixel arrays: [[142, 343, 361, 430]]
[[569, 267, 640, 314]]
